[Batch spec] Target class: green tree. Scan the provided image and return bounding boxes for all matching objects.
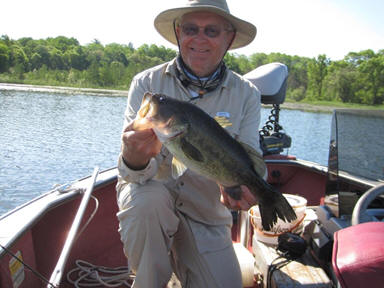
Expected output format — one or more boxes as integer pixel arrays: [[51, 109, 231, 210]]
[[1, 35, 12, 46], [30, 52, 43, 70], [0, 43, 10, 72], [34, 45, 50, 68], [249, 53, 268, 68], [10, 44, 29, 72], [1, 35, 383, 105], [86, 61, 101, 86], [224, 52, 241, 73], [47, 36, 79, 53], [105, 43, 129, 66], [324, 60, 358, 102], [85, 41, 105, 64], [356, 50, 384, 104], [63, 47, 87, 70], [307, 54, 330, 100], [137, 44, 176, 62], [49, 47, 65, 70]]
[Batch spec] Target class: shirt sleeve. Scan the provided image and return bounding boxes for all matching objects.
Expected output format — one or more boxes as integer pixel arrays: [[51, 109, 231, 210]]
[[237, 81, 263, 155], [117, 72, 160, 185], [236, 80, 268, 179], [117, 153, 158, 185]]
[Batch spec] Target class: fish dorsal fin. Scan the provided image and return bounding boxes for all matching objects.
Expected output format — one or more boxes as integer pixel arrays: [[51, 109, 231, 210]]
[[240, 142, 267, 178], [171, 157, 188, 179], [180, 138, 204, 162]]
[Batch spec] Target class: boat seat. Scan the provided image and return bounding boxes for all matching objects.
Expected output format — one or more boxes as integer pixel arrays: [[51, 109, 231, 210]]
[[244, 62, 291, 155], [244, 62, 288, 105], [332, 222, 384, 288]]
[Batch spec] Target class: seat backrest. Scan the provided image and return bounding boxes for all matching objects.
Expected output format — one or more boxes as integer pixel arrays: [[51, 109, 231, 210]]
[[332, 222, 384, 288], [244, 62, 288, 104]]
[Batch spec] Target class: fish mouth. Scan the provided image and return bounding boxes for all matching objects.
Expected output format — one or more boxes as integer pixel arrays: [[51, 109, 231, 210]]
[[153, 123, 185, 143], [138, 92, 154, 118], [132, 93, 158, 131]]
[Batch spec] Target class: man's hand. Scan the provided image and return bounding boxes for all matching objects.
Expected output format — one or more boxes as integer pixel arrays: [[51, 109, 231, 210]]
[[220, 185, 257, 210], [121, 122, 162, 170]]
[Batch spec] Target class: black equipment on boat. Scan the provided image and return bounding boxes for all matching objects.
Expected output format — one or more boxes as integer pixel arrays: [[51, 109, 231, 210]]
[[277, 233, 307, 259], [244, 62, 291, 155]]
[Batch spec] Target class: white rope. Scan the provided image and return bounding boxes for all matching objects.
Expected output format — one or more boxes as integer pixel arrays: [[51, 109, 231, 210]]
[[66, 260, 135, 287], [76, 195, 99, 241], [66, 195, 135, 287]]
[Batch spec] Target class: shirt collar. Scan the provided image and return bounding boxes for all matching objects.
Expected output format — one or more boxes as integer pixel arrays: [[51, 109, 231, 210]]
[[166, 57, 230, 89]]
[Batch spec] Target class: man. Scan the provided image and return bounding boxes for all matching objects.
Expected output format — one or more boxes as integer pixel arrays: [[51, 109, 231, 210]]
[[116, 1, 263, 287]]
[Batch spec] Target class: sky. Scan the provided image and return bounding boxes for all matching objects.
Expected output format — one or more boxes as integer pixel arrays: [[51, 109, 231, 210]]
[[1, 0, 383, 60]]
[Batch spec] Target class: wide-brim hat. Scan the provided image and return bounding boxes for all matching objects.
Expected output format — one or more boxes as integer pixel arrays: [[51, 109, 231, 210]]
[[154, 0, 256, 50]]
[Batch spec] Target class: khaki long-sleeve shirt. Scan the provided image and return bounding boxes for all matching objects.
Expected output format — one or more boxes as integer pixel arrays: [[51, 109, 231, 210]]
[[117, 58, 262, 247]]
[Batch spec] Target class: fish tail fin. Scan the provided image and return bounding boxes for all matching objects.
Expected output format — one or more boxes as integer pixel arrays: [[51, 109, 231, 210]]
[[258, 192, 297, 231]]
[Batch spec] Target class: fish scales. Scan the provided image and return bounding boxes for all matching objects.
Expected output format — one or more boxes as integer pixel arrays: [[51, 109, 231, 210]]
[[133, 92, 297, 230], [173, 106, 254, 187]]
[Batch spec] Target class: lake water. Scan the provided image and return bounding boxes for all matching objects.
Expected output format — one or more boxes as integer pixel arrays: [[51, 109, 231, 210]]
[[0, 90, 332, 216]]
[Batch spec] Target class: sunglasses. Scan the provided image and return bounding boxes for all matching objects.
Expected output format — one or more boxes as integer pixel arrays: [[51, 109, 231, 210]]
[[180, 23, 233, 38]]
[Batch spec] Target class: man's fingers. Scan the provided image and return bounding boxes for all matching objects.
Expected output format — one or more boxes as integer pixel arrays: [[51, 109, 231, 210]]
[[240, 185, 257, 204], [219, 184, 258, 210], [226, 194, 237, 207], [123, 122, 133, 132], [220, 186, 237, 209], [238, 198, 251, 210]]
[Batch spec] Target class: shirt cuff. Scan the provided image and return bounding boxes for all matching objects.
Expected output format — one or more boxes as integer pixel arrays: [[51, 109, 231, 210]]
[[118, 154, 158, 184]]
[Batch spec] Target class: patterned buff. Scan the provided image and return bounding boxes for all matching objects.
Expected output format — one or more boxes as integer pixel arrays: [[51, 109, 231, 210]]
[[175, 55, 227, 100]]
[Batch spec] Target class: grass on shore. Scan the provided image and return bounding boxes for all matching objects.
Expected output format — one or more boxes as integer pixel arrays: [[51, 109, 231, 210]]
[[285, 99, 384, 111]]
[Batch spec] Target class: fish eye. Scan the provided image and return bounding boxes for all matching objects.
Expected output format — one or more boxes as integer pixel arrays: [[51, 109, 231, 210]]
[[158, 95, 166, 103]]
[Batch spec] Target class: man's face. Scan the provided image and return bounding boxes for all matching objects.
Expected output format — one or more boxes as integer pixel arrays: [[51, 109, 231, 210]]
[[176, 11, 235, 77]]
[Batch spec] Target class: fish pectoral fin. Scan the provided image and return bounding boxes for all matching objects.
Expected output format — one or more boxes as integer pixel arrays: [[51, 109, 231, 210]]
[[240, 141, 266, 178], [171, 157, 188, 179], [180, 138, 204, 162]]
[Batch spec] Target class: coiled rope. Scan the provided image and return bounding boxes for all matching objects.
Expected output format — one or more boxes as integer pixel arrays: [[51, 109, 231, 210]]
[[66, 260, 135, 287]]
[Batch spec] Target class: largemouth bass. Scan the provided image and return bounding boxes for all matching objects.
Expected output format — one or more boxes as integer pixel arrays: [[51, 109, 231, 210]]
[[133, 92, 297, 231]]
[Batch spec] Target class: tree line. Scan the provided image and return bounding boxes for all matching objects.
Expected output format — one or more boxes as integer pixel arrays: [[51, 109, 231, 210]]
[[0, 35, 383, 105]]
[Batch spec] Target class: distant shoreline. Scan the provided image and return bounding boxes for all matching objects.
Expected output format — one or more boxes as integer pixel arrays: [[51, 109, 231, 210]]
[[0, 83, 128, 97], [279, 102, 335, 113], [0, 82, 339, 113]]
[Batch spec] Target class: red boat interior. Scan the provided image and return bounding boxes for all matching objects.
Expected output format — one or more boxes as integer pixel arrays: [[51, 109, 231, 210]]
[[0, 179, 125, 287], [332, 222, 384, 288], [1, 159, 381, 288], [0, 160, 329, 288]]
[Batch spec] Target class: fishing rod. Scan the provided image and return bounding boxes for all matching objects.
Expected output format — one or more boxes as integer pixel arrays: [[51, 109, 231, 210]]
[[47, 166, 99, 288]]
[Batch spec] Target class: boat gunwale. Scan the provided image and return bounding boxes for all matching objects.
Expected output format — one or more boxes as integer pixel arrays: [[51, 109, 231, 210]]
[[0, 159, 380, 259], [265, 158, 381, 189], [0, 167, 118, 258]]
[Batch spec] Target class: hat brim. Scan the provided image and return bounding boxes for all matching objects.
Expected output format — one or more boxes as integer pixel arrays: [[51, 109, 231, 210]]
[[154, 6, 256, 50]]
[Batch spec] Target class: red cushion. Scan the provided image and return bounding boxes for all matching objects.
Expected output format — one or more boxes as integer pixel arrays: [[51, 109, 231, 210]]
[[332, 222, 384, 288]]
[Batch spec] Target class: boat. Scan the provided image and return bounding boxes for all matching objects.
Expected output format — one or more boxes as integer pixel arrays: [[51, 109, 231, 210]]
[[1, 63, 383, 288]]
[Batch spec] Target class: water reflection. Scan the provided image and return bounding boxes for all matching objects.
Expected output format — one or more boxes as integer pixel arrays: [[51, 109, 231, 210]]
[[0, 91, 126, 215], [0, 91, 332, 215]]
